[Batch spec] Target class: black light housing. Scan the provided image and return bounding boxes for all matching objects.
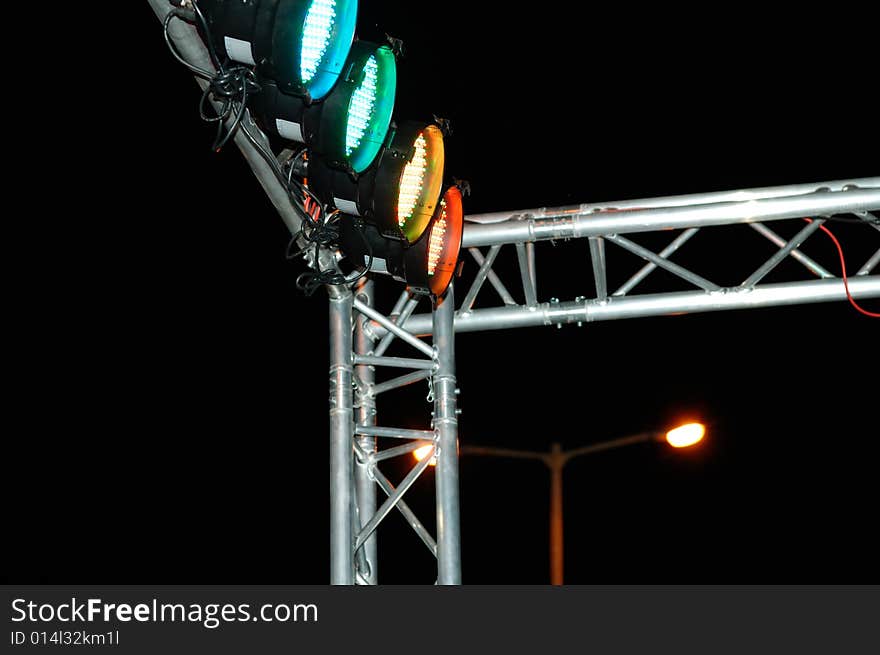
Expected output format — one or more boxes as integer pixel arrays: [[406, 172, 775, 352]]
[[197, 0, 358, 102], [309, 121, 446, 243], [338, 186, 464, 297], [253, 40, 397, 174]]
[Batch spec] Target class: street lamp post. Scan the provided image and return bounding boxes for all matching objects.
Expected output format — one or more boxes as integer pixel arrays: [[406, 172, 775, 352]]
[[446, 424, 706, 585]]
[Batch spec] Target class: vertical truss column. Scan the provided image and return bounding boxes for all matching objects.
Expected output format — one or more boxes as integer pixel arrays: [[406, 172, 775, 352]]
[[353, 278, 378, 584], [329, 287, 354, 585], [433, 282, 462, 584]]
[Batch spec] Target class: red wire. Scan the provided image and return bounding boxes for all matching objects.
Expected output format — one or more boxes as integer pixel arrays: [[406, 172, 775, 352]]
[[805, 218, 880, 318]]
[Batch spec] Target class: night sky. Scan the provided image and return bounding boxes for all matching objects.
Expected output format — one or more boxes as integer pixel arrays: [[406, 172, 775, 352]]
[[7, 3, 876, 585]]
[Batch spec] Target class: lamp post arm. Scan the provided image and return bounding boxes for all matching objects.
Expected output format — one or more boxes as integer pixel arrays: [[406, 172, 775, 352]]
[[561, 432, 659, 464], [459, 445, 549, 464]]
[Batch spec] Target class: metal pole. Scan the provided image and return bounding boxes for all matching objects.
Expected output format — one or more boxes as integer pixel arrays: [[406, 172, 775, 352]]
[[355, 426, 436, 440], [353, 279, 378, 584], [371, 276, 880, 337], [462, 186, 880, 247], [462, 178, 880, 229], [548, 443, 564, 586], [328, 287, 354, 584], [433, 282, 462, 584]]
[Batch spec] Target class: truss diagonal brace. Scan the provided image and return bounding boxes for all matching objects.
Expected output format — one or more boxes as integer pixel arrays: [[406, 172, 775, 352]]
[[858, 249, 880, 276], [613, 228, 700, 297], [749, 223, 833, 279], [355, 455, 434, 551], [469, 248, 517, 305], [354, 298, 434, 359], [461, 245, 503, 311], [741, 219, 825, 288], [606, 234, 720, 291]]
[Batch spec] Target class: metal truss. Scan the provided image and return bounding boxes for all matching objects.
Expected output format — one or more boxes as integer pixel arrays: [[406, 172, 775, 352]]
[[329, 280, 461, 584], [150, 2, 879, 585], [368, 179, 880, 337]]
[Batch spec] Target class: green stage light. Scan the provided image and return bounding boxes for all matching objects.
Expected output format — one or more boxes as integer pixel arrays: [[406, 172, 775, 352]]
[[255, 41, 396, 174], [198, 0, 357, 101]]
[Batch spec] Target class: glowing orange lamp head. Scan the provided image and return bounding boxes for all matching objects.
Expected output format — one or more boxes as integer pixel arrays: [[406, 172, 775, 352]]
[[665, 422, 706, 448]]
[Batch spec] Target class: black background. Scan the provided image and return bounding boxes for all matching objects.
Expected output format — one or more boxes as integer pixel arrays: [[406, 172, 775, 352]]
[[4, 2, 877, 584]]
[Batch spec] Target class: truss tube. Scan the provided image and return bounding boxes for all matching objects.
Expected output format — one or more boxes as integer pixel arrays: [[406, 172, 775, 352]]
[[588, 237, 607, 301], [371, 467, 438, 556], [373, 295, 420, 357], [328, 289, 354, 584], [606, 234, 720, 291], [433, 283, 462, 584], [463, 178, 880, 225], [353, 280, 378, 584], [748, 223, 833, 279], [354, 298, 434, 359], [461, 187, 880, 247], [377, 277, 880, 337], [356, 455, 434, 550], [371, 369, 433, 396], [858, 249, 880, 276], [613, 228, 699, 296], [356, 426, 437, 440], [469, 248, 517, 305], [368, 441, 431, 463], [353, 355, 436, 370], [461, 245, 503, 311], [741, 219, 825, 288], [516, 243, 538, 306]]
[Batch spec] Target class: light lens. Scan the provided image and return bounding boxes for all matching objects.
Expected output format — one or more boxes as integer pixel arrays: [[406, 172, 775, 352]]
[[345, 46, 396, 173], [666, 422, 705, 448], [424, 186, 464, 296], [427, 208, 447, 277], [294, 0, 358, 101], [300, 0, 336, 85], [396, 124, 444, 242], [398, 133, 428, 228], [345, 54, 378, 156]]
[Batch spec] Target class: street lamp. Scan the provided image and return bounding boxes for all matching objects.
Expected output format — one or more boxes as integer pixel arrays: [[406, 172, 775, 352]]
[[417, 422, 706, 584]]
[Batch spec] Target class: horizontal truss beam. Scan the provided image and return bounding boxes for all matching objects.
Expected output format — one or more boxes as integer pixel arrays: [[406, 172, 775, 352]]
[[461, 183, 880, 247], [371, 276, 880, 337]]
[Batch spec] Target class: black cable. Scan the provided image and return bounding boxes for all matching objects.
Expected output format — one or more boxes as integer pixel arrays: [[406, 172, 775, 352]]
[[163, 4, 260, 153], [293, 218, 374, 296], [164, 2, 368, 296]]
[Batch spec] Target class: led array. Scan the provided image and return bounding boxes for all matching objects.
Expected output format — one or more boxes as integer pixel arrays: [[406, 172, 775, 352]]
[[427, 201, 448, 276], [397, 132, 428, 229], [300, 0, 337, 84], [345, 55, 378, 156]]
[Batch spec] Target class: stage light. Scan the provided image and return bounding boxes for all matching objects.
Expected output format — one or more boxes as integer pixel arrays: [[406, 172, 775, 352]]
[[337, 185, 464, 297], [308, 121, 445, 243], [255, 40, 396, 173], [198, 0, 358, 102]]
